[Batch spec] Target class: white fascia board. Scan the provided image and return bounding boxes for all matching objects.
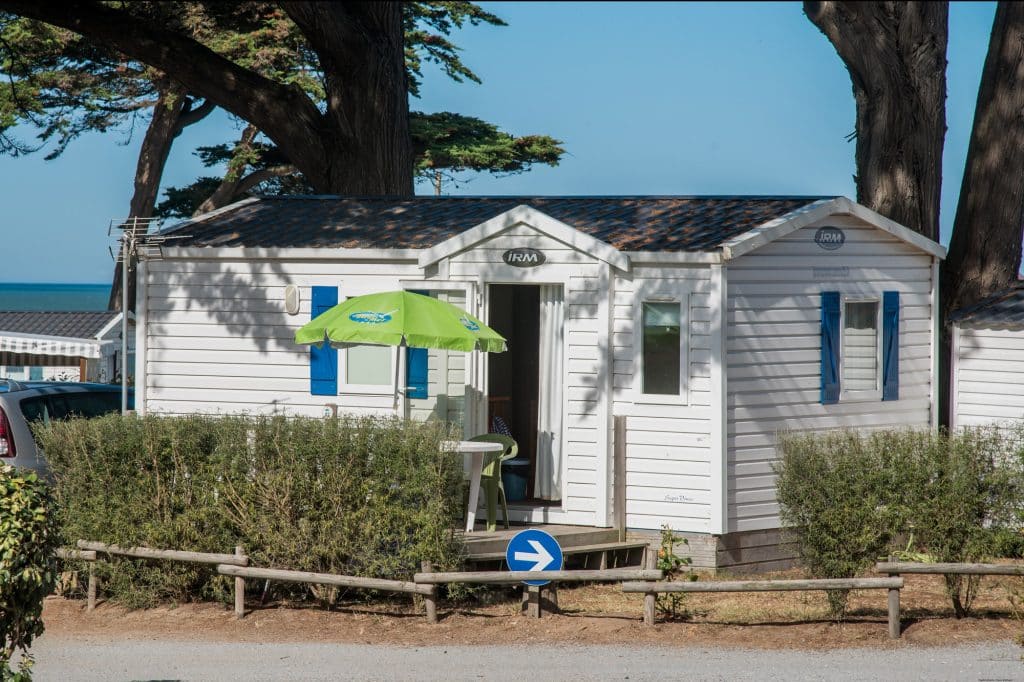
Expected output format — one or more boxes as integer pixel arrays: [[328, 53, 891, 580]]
[[158, 247, 422, 261], [157, 196, 262, 236], [416, 204, 631, 272], [836, 197, 947, 259], [720, 196, 947, 261], [627, 252, 722, 264], [94, 313, 125, 340]]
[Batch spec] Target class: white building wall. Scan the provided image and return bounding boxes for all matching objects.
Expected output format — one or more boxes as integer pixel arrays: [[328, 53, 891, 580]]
[[725, 215, 936, 532], [612, 264, 714, 534], [952, 325, 1024, 427], [143, 257, 424, 416]]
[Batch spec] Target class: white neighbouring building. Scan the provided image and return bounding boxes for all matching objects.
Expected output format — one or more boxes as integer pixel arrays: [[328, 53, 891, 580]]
[[949, 283, 1024, 429], [133, 195, 945, 570]]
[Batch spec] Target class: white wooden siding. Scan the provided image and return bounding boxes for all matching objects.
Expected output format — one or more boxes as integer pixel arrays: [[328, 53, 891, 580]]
[[143, 258, 423, 416], [612, 264, 714, 533], [448, 223, 610, 527], [407, 290, 467, 433], [952, 325, 1024, 427], [726, 215, 936, 533]]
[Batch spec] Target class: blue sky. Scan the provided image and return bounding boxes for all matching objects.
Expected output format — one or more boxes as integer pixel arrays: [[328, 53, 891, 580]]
[[0, 1, 998, 284]]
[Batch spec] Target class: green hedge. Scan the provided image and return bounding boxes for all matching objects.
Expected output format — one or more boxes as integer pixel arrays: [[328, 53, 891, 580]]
[[35, 414, 465, 608], [775, 426, 1024, 618], [1, 466, 58, 680]]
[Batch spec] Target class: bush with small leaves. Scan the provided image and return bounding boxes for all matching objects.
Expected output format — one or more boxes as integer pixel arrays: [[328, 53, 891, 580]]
[[0, 465, 59, 680]]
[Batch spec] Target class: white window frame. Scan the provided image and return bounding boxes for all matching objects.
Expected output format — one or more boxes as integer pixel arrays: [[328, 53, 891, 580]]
[[633, 288, 689, 406], [335, 288, 400, 396], [839, 295, 884, 403]]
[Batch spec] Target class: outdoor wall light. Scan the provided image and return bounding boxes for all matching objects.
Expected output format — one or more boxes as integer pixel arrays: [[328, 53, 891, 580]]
[[284, 284, 300, 315]]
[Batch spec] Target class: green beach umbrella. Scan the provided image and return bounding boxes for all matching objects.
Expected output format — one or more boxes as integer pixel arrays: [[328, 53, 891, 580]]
[[295, 290, 506, 353]]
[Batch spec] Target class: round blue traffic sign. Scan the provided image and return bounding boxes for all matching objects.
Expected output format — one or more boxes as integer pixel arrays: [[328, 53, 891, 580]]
[[505, 529, 564, 586]]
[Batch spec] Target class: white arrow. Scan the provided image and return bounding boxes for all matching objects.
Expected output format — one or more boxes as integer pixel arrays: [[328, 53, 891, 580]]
[[514, 540, 555, 571]]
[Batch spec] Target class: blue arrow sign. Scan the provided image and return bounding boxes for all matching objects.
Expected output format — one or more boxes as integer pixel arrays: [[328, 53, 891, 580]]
[[505, 529, 564, 586]]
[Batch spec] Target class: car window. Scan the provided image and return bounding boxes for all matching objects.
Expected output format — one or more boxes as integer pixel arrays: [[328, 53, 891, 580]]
[[20, 396, 50, 423], [62, 392, 121, 418]]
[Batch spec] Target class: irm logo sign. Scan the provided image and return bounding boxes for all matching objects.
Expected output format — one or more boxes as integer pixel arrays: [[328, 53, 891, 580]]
[[502, 248, 546, 267]]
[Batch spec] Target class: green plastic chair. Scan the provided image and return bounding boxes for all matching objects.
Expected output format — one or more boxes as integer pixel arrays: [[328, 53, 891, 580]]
[[468, 433, 518, 531]]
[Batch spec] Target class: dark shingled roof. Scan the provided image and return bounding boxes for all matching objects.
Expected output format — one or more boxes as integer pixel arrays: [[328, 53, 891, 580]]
[[165, 195, 833, 252], [0, 311, 119, 339], [950, 283, 1024, 329]]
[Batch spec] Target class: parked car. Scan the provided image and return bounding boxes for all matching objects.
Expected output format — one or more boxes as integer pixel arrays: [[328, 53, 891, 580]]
[[0, 380, 132, 477]]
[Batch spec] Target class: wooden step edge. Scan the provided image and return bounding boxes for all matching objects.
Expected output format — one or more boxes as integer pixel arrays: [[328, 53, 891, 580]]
[[465, 541, 650, 562]]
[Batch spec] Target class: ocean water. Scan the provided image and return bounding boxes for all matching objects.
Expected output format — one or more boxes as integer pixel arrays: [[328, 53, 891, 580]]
[[0, 282, 111, 311]]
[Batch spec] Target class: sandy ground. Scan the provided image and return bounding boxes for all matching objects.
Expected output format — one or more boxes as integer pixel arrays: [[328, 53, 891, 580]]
[[41, 572, 1024, 651]]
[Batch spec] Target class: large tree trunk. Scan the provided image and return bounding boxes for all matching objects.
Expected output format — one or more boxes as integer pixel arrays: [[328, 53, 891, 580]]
[[943, 1, 1024, 315], [804, 1, 948, 241], [939, 2, 1024, 426], [109, 81, 215, 311]]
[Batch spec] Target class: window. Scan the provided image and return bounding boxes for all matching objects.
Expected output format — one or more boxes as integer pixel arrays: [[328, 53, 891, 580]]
[[842, 300, 880, 393], [640, 299, 684, 397], [344, 345, 393, 386]]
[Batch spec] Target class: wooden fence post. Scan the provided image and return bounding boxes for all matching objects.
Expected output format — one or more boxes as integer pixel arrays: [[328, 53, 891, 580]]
[[643, 546, 657, 626], [888, 573, 901, 639], [234, 545, 245, 619], [421, 561, 438, 624], [86, 560, 97, 612], [524, 585, 542, 618]]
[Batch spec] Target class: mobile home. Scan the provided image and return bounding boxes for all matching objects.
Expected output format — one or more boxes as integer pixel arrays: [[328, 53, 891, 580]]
[[135, 195, 944, 569]]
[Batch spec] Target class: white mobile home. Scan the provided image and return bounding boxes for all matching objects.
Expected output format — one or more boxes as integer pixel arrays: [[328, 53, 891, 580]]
[[950, 284, 1024, 428], [135, 195, 944, 569]]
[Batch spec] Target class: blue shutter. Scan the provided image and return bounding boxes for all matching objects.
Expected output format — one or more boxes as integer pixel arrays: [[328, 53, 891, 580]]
[[310, 286, 338, 395], [882, 291, 900, 401], [405, 290, 429, 399], [820, 291, 841, 404]]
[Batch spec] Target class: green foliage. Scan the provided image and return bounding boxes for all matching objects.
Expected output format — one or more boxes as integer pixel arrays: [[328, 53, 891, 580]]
[[655, 524, 695, 620], [0, 466, 59, 680], [35, 414, 465, 609], [775, 426, 1024, 618]]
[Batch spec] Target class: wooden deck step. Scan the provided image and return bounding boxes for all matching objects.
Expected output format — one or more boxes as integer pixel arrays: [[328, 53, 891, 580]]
[[461, 526, 620, 556], [465, 541, 650, 570]]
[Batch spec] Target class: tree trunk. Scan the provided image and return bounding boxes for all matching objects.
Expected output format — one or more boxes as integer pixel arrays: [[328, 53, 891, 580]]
[[943, 1, 1024, 315], [804, 1, 948, 241], [109, 82, 215, 311]]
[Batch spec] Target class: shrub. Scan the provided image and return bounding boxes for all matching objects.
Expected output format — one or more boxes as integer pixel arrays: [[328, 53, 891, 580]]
[[655, 524, 695, 620], [0, 466, 59, 680], [775, 425, 1024, 619], [35, 413, 465, 608], [774, 430, 894, 618]]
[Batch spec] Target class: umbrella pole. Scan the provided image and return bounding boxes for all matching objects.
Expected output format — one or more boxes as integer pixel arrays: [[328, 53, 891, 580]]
[[393, 346, 401, 413]]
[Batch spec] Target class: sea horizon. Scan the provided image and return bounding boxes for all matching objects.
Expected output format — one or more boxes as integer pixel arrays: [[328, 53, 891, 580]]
[[0, 281, 112, 311]]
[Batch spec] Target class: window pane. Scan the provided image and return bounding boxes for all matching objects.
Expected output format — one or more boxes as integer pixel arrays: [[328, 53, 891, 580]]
[[346, 345, 392, 385], [28, 366, 43, 380], [843, 301, 878, 391], [642, 302, 681, 395], [64, 392, 121, 418]]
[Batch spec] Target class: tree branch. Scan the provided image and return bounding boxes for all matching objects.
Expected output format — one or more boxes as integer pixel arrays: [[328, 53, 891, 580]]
[[175, 97, 217, 132], [0, 1, 325, 173]]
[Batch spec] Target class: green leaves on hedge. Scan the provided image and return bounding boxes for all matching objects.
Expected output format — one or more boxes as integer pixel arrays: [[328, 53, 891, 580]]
[[775, 426, 1024, 618], [35, 414, 465, 608], [0, 466, 58, 680]]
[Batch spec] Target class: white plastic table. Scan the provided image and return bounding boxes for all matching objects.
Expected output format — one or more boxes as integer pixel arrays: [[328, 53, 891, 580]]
[[442, 440, 504, 532]]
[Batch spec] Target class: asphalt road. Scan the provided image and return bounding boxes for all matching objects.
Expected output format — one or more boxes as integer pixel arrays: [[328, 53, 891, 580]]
[[24, 637, 1024, 681]]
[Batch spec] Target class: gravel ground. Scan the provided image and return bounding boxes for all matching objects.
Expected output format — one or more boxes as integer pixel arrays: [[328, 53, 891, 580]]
[[25, 637, 1024, 681]]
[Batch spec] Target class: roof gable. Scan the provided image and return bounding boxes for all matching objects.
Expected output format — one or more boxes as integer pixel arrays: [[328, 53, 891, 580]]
[[0, 311, 122, 340], [719, 197, 946, 260], [417, 205, 631, 271]]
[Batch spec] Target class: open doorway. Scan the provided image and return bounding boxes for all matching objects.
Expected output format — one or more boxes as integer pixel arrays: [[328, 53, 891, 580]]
[[487, 283, 563, 504]]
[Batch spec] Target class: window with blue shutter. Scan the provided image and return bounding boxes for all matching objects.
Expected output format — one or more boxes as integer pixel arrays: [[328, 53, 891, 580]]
[[820, 291, 841, 404], [405, 290, 430, 399], [310, 286, 338, 395], [882, 291, 900, 401]]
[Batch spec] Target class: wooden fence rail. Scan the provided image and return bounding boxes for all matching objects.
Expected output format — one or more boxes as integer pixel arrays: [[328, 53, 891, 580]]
[[58, 540, 438, 622], [623, 576, 904, 638], [876, 561, 1024, 576], [413, 568, 663, 585]]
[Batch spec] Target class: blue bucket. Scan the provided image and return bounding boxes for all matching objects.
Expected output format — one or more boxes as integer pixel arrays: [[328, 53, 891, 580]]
[[502, 458, 530, 502]]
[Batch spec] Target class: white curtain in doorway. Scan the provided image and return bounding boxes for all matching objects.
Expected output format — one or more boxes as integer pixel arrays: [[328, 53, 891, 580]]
[[535, 285, 563, 500]]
